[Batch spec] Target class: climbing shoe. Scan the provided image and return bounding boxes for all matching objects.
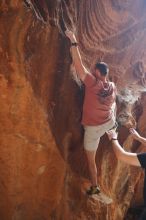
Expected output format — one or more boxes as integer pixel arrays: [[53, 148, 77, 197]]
[[86, 186, 100, 195]]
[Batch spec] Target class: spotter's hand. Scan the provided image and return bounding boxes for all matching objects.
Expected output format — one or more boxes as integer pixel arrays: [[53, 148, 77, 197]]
[[129, 128, 141, 140]]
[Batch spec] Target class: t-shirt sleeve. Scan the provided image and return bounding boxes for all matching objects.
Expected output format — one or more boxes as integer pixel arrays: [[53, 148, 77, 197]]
[[137, 153, 146, 168], [83, 73, 96, 87]]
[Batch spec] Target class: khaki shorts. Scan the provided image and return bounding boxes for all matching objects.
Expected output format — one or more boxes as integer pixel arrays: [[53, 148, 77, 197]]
[[84, 117, 115, 151]]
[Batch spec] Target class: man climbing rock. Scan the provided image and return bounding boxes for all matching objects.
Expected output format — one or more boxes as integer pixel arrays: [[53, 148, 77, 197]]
[[65, 30, 117, 195], [107, 128, 146, 220]]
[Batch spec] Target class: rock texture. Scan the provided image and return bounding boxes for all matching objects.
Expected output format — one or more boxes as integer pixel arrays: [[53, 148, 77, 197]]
[[0, 0, 146, 219]]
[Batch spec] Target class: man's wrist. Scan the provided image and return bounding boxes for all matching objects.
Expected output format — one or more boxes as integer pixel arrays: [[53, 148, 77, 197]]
[[111, 138, 118, 141]]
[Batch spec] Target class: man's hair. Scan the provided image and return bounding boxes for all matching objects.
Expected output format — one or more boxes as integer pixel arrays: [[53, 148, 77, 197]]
[[95, 62, 109, 76]]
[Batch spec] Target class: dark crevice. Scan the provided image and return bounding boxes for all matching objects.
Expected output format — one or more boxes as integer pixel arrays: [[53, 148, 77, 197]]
[[124, 206, 145, 220]]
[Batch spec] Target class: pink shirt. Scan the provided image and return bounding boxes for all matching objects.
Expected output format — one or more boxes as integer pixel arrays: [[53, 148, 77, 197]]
[[82, 73, 116, 126]]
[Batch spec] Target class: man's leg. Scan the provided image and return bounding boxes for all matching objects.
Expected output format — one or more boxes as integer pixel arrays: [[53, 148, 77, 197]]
[[85, 148, 101, 195], [83, 119, 115, 194], [84, 126, 102, 194], [85, 149, 97, 186]]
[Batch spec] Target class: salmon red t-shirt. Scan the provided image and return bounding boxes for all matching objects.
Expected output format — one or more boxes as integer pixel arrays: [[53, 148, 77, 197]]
[[82, 73, 116, 126]]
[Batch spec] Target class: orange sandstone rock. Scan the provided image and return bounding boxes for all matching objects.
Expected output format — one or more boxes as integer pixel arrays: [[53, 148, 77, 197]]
[[0, 1, 146, 220]]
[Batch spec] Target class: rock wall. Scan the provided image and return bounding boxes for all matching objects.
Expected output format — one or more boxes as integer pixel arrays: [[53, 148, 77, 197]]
[[0, 0, 146, 219]]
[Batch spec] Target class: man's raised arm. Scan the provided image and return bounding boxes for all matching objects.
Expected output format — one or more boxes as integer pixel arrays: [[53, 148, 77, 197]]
[[65, 30, 89, 81]]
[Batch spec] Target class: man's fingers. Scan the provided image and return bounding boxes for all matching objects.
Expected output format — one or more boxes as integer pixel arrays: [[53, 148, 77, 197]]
[[106, 130, 118, 140], [107, 130, 118, 139]]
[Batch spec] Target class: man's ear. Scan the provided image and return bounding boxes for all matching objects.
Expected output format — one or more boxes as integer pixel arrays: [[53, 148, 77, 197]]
[[95, 69, 99, 76]]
